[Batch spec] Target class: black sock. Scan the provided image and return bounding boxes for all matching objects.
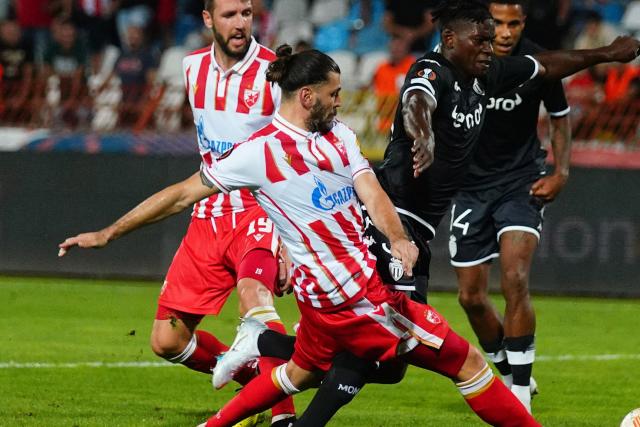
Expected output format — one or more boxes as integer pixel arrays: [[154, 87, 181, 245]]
[[257, 330, 295, 360], [294, 352, 374, 427], [480, 338, 511, 377], [365, 359, 407, 384], [504, 335, 535, 386]]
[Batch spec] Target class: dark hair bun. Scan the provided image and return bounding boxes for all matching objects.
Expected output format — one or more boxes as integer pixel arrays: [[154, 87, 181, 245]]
[[266, 44, 294, 84]]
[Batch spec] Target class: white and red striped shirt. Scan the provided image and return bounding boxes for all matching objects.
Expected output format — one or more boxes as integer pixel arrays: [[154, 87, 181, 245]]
[[183, 38, 281, 218], [202, 113, 376, 310]]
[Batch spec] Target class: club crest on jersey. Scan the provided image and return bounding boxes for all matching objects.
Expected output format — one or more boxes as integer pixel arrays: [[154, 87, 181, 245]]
[[425, 309, 442, 325], [472, 78, 485, 95], [388, 257, 404, 282], [311, 176, 354, 211], [417, 68, 437, 80], [243, 88, 260, 108]]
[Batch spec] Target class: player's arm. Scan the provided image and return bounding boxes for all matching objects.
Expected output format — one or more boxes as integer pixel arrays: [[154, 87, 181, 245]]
[[354, 172, 418, 274], [402, 90, 437, 177], [58, 171, 219, 256], [531, 114, 571, 202], [534, 36, 640, 80]]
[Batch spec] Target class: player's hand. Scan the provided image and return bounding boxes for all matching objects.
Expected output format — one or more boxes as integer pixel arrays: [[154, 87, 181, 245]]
[[275, 246, 293, 297], [57, 230, 110, 257], [606, 36, 640, 63], [530, 174, 568, 202], [412, 135, 435, 177], [390, 239, 419, 277]]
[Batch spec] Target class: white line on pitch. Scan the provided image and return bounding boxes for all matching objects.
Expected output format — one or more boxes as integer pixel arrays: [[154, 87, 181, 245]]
[[1, 353, 640, 369], [0, 361, 177, 369]]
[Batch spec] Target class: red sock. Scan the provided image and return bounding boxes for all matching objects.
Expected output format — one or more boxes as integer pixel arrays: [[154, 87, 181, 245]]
[[182, 330, 228, 374], [205, 369, 287, 427], [263, 321, 296, 419], [465, 378, 541, 427]]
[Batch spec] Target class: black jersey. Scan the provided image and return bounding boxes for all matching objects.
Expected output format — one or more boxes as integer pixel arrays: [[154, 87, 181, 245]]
[[377, 51, 538, 238], [462, 38, 570, 191]]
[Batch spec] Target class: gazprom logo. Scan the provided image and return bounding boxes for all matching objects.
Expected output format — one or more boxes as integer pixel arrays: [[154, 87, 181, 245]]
[[311, 176, 354, 211], [196, 116, 233, 156]]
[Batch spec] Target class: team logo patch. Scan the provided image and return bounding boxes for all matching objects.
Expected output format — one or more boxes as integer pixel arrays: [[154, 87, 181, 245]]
[[243, 88, 260, 108], [425, 309, 442, 325], [388, 257, 404, 282], [448, 235, 458, 258], [472, 78, 485, 95], [417, 68, 437, 80]]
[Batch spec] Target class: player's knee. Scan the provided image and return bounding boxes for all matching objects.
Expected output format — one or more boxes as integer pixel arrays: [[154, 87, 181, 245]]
[[502, 265, 529, 291], [457, 345, 488, 381], [150, 330, 188, 359], [237, 279, 274, 314], [458, 288, 489, 315]]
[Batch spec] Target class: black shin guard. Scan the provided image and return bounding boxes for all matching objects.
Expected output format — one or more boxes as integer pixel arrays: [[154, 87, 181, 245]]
[[504, 335, 535, 386], [294, 352, 375, 427], [257, 329, 296, 360]]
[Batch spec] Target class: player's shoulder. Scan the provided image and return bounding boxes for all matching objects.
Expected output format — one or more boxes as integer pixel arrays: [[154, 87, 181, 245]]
[[183, 46, 210, 67], [405, 52, 451, 87], [256, 44, 277, 63], [514, 38, 545, 56], [330, 120, 358, 142]]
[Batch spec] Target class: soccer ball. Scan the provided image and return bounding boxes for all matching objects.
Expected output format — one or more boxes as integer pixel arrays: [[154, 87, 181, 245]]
[[620, 408, 640, 427]]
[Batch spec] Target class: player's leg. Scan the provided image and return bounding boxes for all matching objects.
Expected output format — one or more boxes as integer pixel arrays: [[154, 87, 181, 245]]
[[151, 218, 235, 374], [450, 193, 513, 384], [151, 307, 228, 373], [498, 229, 538, 410], [203, 314, 330, 427], [494, 177, 544, 411], [400, 323, 539, 426], [230, 210, 297, 426], [455, 264, 513, 385]]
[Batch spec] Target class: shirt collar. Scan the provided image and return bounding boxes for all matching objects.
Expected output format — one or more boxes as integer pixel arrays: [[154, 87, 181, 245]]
[[273, 112, 313, 141], [209, 37, 259, 76]]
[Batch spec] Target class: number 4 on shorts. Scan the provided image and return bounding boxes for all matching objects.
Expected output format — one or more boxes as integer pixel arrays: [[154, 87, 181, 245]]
[[450, 204, 472, 236]]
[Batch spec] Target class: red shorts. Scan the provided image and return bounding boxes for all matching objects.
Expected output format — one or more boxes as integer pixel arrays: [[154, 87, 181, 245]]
[[292, 274, 451, 372], [158, 208, 279, 315]]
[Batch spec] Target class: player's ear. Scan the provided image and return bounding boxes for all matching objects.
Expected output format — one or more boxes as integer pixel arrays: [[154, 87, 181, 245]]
[[202, 10, 213, 29], [299, 86, 314, 109], [441, 28, 455, 50]]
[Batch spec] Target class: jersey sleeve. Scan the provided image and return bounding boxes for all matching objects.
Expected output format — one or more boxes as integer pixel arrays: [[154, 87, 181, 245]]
[[542, 78, 570, 117], [336, 124, 373, 180], [488, 55, 539, 96], [200, 141, 263, 193], [399, 58, 446, 109]]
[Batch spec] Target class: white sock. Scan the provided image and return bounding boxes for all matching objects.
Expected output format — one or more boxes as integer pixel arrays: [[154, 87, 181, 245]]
[[501, 373, 513, 388], [511, 384, 532, 413]]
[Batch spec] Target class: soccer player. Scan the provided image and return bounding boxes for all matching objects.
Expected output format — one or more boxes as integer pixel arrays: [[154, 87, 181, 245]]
[[89, 43, 539, 427], [449, 0, 570, 412], [58, 1, 296, 425], [213, 1, 640, 424]]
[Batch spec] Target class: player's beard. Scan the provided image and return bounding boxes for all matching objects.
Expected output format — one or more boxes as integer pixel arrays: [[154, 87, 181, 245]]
[[212, 27, 250, 60], [307, 99, 336, 134]]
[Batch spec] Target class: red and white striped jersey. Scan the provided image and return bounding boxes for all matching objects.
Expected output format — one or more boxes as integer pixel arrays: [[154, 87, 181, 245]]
[[202, 113, 376, 310], [183, 38, 281, 218]]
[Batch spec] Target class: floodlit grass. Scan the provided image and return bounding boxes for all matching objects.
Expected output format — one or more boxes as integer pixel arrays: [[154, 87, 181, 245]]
[[2, 276, 639, 426]]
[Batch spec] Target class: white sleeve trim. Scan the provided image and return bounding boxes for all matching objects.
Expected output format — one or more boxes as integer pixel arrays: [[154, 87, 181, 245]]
[[352, 167, 374, 181], [401, 86, 438, 108], [524, 55, 540, 80], [548, 106, 571, 117]]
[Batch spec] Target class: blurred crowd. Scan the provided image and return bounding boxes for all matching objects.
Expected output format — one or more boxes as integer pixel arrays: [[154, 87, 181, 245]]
[[0, 0, 639, 138]]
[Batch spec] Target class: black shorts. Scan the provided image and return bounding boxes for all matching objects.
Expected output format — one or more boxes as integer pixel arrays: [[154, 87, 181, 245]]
[[362, 205, 432, 304], [449, 174, 545, 266]]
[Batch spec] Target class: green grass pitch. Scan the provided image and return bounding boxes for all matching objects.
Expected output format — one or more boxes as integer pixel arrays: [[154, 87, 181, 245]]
[[2, 276, 639, 426]]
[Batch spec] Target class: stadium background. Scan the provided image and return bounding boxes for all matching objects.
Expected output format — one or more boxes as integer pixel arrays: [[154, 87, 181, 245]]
[[1, 0, 638, 296]]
